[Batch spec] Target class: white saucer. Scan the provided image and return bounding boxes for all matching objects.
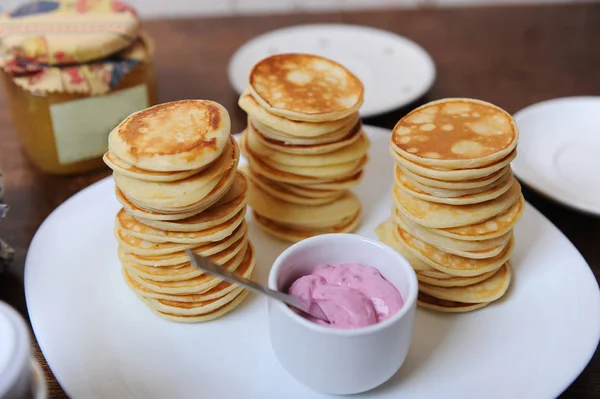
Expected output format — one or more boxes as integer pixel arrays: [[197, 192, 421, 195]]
[[513, 96, 600, 215], [25, 126, 600, 399], [228, 24, 436, 118]]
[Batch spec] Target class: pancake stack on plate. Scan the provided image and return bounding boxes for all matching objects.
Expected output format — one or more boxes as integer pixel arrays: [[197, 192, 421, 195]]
[[376, 98, 524, 313], [103, 100, 255, 323], [238, 53, 370, 242]]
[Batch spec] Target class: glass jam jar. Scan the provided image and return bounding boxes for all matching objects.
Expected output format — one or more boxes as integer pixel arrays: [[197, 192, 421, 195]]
[[0, 0, 158, 175]]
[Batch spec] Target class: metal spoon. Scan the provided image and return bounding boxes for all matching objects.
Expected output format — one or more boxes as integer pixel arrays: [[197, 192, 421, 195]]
[[185, 250, 329, 322]]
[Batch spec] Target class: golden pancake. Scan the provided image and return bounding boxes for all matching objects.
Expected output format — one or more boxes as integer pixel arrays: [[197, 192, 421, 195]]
[[253, 210, 361, 243], [251, 116, 358, 145], [141, 290, 250, 323], [392, 179, 522, 228], [124, 222, 247, 267], [103, 151, 201, 182], [396, 226, 514, 277], [123, 170, 236, 216], [145, 286, 245, 315], [124, 242, 253, 297], [391, 146, 517, 182], [118, 239, 247, 282], [241, 166, 343, 206], [419, 269, 455, 279], [395, 167, 515, 205], [116, 207, 246, 244], [395, 165, 513, 199], [115, 224, 195, 256], [134, 173, 247, 232], [115, 164, 236, 221], [245, 125, 370, 167], [240, 90, 359, 137], [138, 245, 255, 313], [418, 292, 491, 313], [114, 136, 239, 210], [260, 154, 366, 180], [393, 208, 512, 252], [419, 263, 511, 303], [108, 100, 231, 172], [248, 53, 363, 122], [416, 268, 497, 287], [124, 242, 247, 295], [247, 181, 361, 228], [397, 163, 510, 190], [391, 98, 518, 169], [116, 188, 199, 221], [253, 120, 363, 155], [375, 219, 435, 272], [437, 195, 524, 240], [240, 134, 335, 184], [277, 182, 344, 199]]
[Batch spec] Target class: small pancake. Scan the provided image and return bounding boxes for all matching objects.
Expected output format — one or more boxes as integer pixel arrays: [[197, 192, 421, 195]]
[[139, 245, 255, 316], [392, 179, 522, 229], [241, 166, 343, 206], [124, 242, 247, 295], [393, 208, 512, 253], [417, 292, 491, 313], [251, 116, 358, 145], [394, 167, 515, 205], [134, 173, 247, 232], [114, 136, 239, 210], [108, 100, 231, 172], [103, 151, 201, 182], [375, 219, 434, 272], [437, 195, 524, 240], [253, 210, 361, 243], [245, 124, 370, 167], [124, 242, 253, 298], [252, 120, 363, 155], [247, 180, 361, 228], [116, 207, 246, 244], [118, 239, 247, 282], [391, 146, 517, 182], [260, 154, 367, 180], [115, 165, 236, 221], [416, 269, 498, 287], [248, 53, 363, 122], [391, 98, 518, 169], [277, 182, 344, 199], [239, 90, 358, 137], [419, 263, 511, 303], [123, 222, 247, 267], [397, 163, 510, 190], [240, 134, 335, 184], [141, 290, 250, 323], [395, 165, 513, 199], [396, 226, 515, 277]]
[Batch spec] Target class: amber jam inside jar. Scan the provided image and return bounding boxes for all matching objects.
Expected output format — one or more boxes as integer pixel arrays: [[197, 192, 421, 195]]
[[0, 0, 157, 175], [1, 60, 157, 175]]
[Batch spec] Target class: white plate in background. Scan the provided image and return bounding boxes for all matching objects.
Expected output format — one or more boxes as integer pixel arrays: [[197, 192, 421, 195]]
[[228, 24, 436, 118], [25, 126, 599, 398], [513, 97, 600, 215]]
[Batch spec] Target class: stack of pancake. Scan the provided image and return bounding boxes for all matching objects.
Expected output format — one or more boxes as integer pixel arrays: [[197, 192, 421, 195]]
[[103, 100, 255, 323], [376, 98, 524, 313], [238, 53, 369, 242]]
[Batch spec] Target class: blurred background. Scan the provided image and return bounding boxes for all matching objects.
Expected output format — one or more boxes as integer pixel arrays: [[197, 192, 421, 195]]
[[0, 0, 596, 18]]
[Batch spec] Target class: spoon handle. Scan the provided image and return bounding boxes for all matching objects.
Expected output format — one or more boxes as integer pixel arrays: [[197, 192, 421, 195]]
[[185, 250, 304, 310]]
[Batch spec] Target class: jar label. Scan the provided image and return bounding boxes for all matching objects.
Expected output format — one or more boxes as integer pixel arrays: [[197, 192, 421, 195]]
[[50, 84, 149, 165]]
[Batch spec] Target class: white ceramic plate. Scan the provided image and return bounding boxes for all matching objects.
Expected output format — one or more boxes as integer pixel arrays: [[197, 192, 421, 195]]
[[25, 126, 599, 399], [513, 96, 600, 215], [228, 24, 436, 118]]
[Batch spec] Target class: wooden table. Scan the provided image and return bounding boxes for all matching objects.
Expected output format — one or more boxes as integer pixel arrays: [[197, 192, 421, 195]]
[[1, 3, 599, 398]]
